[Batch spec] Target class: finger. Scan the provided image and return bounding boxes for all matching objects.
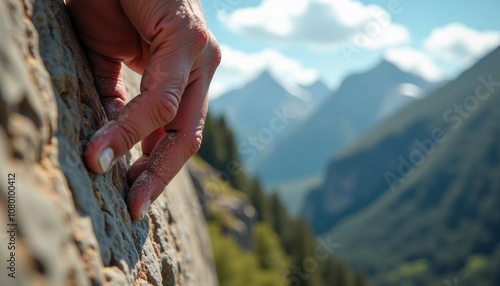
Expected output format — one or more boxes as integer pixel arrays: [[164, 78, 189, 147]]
[[66, 0, 145, 66], [127, 155, 149, 184], [126, 128, 165, 185], [67, 0, 141, 120], [127, 77, 209, 220], [141, 128, 166, 155], [84, 53, 190, 174], [86, 50, 127, 120]]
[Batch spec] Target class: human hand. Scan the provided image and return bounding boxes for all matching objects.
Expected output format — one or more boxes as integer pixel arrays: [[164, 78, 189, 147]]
[[66, 0, 221, 220]]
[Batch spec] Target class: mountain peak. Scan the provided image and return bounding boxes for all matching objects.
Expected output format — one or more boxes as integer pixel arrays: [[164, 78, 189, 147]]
[[366, 59, 415, 79], [299, 79, 329, 91], [254, 69, 275, 82], [376, 59, 402, 72]]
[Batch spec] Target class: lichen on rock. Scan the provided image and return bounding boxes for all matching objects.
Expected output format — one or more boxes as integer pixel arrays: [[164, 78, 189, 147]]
[[0, 0, 218, 285]]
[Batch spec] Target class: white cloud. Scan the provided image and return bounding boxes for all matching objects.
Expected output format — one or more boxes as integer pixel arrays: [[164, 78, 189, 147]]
[[209, 45, 319, 98], [220, 0, 409, 50], [384, 24, 500, 82], [424, 23, 500, 66], [384, 48, 443, 82]]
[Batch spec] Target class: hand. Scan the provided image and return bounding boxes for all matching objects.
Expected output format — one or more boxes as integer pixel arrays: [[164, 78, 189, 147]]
[[66, 0, 221, 220]]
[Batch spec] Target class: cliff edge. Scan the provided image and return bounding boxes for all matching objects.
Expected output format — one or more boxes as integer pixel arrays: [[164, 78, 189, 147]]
[[0, 0, 218, 285]]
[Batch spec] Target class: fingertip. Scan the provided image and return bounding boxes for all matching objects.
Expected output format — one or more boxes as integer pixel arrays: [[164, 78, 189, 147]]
[[85, 121, 119, 174], [140, 199, 151, 221], [127, 171, 166, 221], [85, 135, 107, 174]]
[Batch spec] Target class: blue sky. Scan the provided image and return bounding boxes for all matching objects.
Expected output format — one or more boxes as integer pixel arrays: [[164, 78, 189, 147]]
[[200, 0, 500, 98]]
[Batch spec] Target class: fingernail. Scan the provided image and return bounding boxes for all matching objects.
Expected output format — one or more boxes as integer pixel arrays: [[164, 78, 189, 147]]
[[140, 199, 151, 220], [98, 147, 114, 172]]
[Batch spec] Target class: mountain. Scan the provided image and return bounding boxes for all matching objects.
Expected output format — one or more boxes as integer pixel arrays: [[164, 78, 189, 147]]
[[209, 71, 330, 144], [304, 46, 500, 285], [298, 80, 332, 104], [250, 60, 442, 188]]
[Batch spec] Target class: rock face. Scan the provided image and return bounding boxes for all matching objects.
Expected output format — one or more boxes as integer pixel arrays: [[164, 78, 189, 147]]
[[0, 0, 218, 285]]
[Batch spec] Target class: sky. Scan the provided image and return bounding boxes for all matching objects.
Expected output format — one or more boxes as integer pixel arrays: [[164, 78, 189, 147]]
[[200, 0, 500, 98]]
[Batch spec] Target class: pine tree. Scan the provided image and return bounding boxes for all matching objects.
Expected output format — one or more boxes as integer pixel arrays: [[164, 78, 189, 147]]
[[253, 222, 290, 273], [246, 179, 272, 223], [269, 193, 291, 241]]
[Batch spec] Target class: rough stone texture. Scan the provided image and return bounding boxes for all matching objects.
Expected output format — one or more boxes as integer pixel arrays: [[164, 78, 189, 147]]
[[0, 0, 218, 285]]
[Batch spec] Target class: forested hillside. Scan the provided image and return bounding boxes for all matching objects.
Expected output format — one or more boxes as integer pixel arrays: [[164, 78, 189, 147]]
[[304, 47, 500, 285], [198, 114, 368, 286]]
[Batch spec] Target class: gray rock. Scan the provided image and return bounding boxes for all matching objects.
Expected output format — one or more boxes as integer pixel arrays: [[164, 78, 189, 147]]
[[0, 0, 218, 285]]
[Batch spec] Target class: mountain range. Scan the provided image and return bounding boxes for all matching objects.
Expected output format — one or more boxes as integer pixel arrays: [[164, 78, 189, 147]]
[[250, 60, 443, 187], [303, 46, 500, 285], [209, 71, 331, 146]]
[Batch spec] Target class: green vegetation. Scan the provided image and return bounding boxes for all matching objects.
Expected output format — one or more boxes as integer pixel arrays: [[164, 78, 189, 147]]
[[387, 259, 429, 282], [460, 254, 489, 279], [209, 221, 288, 286], [198, 113, 247, 188], [253, 222, 291, 274], [200, 113, 369, 286]]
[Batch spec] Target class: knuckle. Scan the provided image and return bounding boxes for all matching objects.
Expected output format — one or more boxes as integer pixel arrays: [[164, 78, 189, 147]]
[[187, 130, 203, 157], [186, 24, 210, 60], [190, 25, 210, 49], [116, 119, 141, 150], [210, 40, 222, 69], [152, 90, 180, 125], [204, 35, 221, 75]]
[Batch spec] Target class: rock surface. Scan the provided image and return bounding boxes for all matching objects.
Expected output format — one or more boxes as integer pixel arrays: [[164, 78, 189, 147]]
[[0, 0, 218, 285]]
